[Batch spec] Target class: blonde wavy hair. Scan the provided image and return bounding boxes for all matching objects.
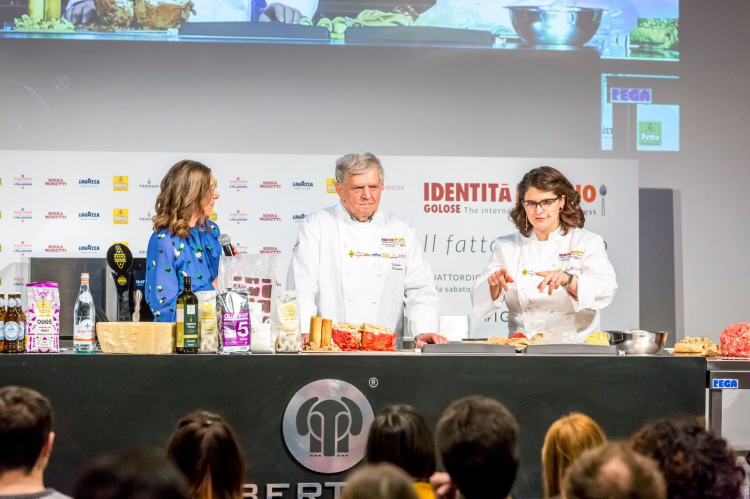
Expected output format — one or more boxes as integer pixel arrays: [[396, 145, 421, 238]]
[[542, 413, 607, 499], [153, 160, 213, 240]]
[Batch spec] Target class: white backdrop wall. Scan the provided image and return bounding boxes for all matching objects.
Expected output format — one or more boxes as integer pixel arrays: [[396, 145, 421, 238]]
[[0, 153, 639, 337]]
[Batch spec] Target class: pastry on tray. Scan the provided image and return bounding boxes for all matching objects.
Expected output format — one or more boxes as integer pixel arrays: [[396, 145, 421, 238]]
[[133, 0, 194, 30], [94, 0, 135, 28]]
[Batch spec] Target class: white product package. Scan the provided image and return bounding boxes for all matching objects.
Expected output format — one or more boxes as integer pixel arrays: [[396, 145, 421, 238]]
[[195, 290, 219, 353], [250, 302, 275, 354]]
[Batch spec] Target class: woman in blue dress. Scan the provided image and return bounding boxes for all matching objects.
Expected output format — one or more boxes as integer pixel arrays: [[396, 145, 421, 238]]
[[146, 160, 228, 322]]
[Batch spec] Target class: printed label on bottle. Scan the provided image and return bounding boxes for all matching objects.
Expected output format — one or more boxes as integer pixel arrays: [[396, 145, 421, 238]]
[[7, 299, 16, 308], [4, 322, 20, 341], [184, 305, 199, 349], [176, 306, 185, 348], [19, 322, 25, 340], [0, 321, 4, 341], [79, 292, 93, 304], [74, 320, 95, 342], [0, 299, 5, 308]]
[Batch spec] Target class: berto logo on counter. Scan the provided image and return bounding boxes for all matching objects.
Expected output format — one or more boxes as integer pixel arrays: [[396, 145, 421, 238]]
[[282, 380, 374, 474]]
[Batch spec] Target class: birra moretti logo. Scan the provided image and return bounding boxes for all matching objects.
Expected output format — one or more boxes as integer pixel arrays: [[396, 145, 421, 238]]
[[282, 380, 374, 474]]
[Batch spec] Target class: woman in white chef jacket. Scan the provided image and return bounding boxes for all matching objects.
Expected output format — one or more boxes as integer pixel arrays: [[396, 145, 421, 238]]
[[471, 166, 617, 338]]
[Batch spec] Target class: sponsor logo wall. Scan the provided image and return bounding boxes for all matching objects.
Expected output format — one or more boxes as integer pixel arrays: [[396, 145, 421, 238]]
[[0, 152, 638, 336]]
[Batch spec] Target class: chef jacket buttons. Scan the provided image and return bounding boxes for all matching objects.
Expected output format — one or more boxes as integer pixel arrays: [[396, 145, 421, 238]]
[[377, 272, 382, 277], [372, 300, 378, 304], [348, 297, 353, 303], [345, 269, 351, 274]]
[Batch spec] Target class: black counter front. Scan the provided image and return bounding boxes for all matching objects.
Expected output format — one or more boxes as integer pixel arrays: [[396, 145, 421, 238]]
[[0, 354, 706, 499]]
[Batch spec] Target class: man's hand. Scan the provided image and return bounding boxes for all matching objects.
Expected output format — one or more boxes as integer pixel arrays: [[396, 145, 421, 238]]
[[417, 333, 449, 349], [63, 0, 97, 24], [259, 3, 303, 23], [488, 268, 514, 301], [430, 472, 459, 499]]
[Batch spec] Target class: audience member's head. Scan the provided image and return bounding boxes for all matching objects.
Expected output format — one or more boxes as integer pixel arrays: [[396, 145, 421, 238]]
[[0, 386, 54, 478], [73, 448, 190, 499], [435, 396, 519, 499], [542, 413, 607, 499], [563, 442, 666, 499], [631, 418, 744, 499], [342, 463, 419, 499], [167, 411, 245, 499], [366, 404, 436, 482]]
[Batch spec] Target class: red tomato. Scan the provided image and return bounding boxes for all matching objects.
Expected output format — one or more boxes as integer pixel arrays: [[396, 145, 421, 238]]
[[509, 332, 527, 339]]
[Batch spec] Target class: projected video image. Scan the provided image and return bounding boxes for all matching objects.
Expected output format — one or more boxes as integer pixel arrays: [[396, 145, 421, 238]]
[[2, 0, 678, 60]]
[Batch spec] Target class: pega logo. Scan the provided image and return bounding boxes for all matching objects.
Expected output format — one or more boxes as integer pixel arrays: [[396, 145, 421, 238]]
[[326, 178, 337, 194], [293, 181, 313, 190], [13, 241, 32, 255], [113, 209, 129, 224], [13, 208, 32, 222], [386, 184, 405, 191], [292, 214, 307, 222], [260, 246, 281, 254], [45, 211, 66, 220], [229, 177, 248, 191], [260, 181, 281, 189], [79, 178, 100, 187], [79, 211, 100, 220], [610, 87, 652, 104], [45, 244, 66, 253], [138, 211, 154, 223], [13, 175, 32, 189], [282, 380, 374, 473], [138, 178, 159, 189], [45, 178, 67, 187], [229, 210, 248, 224], [113, 176, 129, 191], [78, 245, 101, 253], [260, 213, 281, 222]]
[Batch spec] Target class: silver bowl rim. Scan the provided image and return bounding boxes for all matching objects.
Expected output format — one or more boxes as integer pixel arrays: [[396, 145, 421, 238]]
[[505, 6, 606, 14], [605, 330, 670, 336]]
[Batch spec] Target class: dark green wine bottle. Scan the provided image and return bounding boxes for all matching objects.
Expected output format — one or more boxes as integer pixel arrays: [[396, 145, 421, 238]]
[[176, 276, 199, 354]]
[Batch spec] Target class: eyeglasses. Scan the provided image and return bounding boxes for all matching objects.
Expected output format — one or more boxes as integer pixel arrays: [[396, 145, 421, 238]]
[[522, 197, 560, 211]]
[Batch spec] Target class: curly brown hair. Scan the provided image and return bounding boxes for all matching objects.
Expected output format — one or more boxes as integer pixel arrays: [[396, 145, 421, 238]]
[[509, 166, 585, 237], [631, 418, 744, 499], [153, 160, 213, 240]]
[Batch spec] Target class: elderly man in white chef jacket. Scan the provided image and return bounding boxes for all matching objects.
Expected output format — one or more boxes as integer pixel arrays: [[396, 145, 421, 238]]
[[288, 153, 448, 349], [65, 0, 317, 25]]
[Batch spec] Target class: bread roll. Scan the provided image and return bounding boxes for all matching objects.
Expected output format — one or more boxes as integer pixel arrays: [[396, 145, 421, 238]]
[[309, 316, 323, 345], [322, 319, 333, 347]]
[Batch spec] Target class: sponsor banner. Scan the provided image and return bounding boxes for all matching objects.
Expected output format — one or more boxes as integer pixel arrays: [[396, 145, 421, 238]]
[[0, 152, 638, 336]]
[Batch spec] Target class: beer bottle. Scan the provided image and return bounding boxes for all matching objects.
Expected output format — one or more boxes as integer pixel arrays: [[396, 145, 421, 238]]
[[3, 295, 21, 354], [0, 293, 6, 352], [176, 275, 199, 354], [16, 294, 26, 353]]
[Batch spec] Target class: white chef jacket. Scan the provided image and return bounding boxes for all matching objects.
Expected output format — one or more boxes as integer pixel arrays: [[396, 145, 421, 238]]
[[287, 204, 440, 338], [65, 0, 319, 23], [471, 227, 617, 338]]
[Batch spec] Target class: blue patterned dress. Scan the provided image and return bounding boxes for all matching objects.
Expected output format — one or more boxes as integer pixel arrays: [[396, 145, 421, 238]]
[[145, 222, 222, 322]]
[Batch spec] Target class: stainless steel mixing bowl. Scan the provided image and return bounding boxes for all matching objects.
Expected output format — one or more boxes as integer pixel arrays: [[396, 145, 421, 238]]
[[607, 330, 669, 355], [506, 6, 604, 46]]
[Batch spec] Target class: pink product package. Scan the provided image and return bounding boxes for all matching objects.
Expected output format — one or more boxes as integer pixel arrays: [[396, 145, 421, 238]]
[[26, 282, 60, 354]]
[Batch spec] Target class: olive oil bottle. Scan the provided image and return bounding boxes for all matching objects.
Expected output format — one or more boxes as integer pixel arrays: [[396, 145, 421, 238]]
[[176, 276, 199, 354]]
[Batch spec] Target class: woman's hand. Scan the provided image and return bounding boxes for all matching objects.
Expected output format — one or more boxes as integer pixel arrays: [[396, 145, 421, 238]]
[[488, 268, 514, 301], [536, 271, 571, 296], [430, 472, 459, 499]]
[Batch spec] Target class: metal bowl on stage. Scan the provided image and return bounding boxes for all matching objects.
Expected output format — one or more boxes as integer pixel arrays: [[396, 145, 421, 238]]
[[607, 330, 669, 355], [505, 6, 604, 46]]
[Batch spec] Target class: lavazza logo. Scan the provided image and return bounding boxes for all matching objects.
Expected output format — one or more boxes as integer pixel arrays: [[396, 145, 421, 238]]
[[45, 178, 66, 186], [293, 214, 307, 222], [293, 180, 313, 190], [78, 245, 101, 253], [282, 379, 374, 474], [79, 211, 100, 221], [79, 178, 100, 187]]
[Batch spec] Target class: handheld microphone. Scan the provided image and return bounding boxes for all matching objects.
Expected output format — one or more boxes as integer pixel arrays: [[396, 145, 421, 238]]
[[218, 233, 234, 257]]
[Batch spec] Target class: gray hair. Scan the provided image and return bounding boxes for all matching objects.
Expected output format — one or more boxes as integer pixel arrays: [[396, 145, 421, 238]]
[[335, 153, 384, 185]]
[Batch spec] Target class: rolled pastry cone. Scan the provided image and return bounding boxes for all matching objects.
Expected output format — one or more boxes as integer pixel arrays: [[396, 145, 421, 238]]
[[45, 0, 62, 20], [28, 0, 45, 22], [322, 319, 333, 347], [310, 316, 323, 345]]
